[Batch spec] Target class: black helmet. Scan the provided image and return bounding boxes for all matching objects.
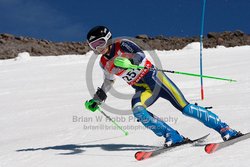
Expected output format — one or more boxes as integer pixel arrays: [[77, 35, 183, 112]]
[[87, 26, 112, 51]]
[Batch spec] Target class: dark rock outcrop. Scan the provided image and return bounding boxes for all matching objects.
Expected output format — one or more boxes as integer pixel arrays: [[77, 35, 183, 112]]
[[0, 34, 89, 59], [0, 30, 249, 59], [134, 30, 250, 50]]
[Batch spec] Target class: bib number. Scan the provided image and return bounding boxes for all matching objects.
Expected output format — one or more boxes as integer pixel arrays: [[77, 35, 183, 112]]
[[122, 69, 141, 82]]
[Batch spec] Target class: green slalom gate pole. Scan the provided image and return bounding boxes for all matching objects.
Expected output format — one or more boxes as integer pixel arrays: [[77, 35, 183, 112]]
[[114, 57, 237, 83], [97, 108, 129, 136]]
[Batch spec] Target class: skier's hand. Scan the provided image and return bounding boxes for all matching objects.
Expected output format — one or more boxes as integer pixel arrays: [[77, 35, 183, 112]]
[[85, 87, 107, 112], [85, 99, 100, 112]]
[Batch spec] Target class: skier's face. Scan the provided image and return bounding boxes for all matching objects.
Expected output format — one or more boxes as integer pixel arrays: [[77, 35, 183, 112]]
[[92, 45, 109, 55], [97, 45, 108, 54]]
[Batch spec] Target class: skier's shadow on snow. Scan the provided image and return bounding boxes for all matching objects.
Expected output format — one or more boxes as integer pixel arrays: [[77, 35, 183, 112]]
[[16, 143, 155, 155]]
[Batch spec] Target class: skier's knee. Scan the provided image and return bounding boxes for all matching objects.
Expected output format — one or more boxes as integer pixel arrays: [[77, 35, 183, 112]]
[[182, 104, 205, 117], [133, 105, 147, 121], [182, 104, 221, 130]]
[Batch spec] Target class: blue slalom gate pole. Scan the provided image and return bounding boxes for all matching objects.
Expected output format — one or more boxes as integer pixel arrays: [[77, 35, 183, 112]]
[[200, 0, 207, 100]]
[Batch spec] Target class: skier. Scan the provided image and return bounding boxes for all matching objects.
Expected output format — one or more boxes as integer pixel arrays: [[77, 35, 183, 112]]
[[85, 26, 241, 146]]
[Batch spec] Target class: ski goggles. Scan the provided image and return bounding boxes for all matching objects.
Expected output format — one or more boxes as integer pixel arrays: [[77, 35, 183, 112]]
[[88, 32, 112, 50]]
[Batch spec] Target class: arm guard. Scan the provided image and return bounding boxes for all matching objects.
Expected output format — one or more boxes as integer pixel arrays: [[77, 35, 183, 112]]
[[93, 87, 107, 104], [93, 78, 115, 103]]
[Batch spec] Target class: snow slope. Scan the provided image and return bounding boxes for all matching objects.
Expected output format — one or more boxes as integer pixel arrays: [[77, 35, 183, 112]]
[[0, 45, 250, 167]]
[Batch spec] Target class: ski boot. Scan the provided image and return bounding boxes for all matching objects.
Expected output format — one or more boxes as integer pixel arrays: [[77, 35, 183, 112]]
[[164, 131, 186, 147], [219, 124, 243, 141]]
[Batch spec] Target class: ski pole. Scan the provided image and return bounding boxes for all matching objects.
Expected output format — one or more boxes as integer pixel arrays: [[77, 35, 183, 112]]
[[154, 68, 237, 82], [97, 108, 129, 136], [114, 57, 237, 82]]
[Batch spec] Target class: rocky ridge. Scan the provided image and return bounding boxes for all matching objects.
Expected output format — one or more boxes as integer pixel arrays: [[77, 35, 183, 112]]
[[0, 30, 249, 59]]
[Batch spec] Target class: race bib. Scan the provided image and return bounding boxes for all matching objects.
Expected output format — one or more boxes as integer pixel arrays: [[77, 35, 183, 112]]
[[120, 69, 142, 83], [118, 58, 152, 85]]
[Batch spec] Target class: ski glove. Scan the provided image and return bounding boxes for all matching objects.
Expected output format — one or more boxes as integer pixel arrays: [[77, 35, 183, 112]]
[[85, 99, 100, 112], [85, 87, 107, 112]]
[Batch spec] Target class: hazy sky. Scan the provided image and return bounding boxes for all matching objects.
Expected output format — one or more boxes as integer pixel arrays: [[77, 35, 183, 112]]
[[0, 0, 249, 42]]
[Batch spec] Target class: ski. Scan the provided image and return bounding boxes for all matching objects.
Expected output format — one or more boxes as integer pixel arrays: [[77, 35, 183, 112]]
[[135, 134, 209, 161], [205, 132, 250, 154]]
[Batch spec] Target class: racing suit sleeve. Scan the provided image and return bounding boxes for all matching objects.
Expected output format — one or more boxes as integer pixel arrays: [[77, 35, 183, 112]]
[[101, 70, 115, 93], [120, 39, 146, 65], [93, 63, 115, 103]]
